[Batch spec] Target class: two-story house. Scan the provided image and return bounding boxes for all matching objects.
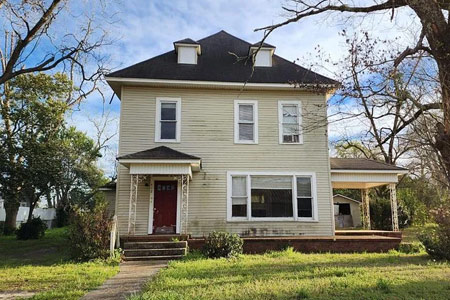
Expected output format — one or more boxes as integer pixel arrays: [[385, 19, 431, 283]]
[[105, 31, 407, 245]]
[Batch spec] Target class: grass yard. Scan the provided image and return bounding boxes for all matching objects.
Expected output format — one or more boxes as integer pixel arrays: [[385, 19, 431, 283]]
[[131, 249, 450, 300], [0, 227, 119, 300]]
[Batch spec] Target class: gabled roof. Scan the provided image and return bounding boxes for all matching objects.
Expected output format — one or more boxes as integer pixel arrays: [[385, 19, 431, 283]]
[[330, 158, 407, 171], [174, 38, 199, 45], [117, 146, 201, 161], [250, 41, 275, 48], [107, 30, 337, 85], [333, 194, 361, 203]]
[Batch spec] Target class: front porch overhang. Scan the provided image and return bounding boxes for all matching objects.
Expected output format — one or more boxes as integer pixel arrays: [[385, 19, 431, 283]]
[[330, 169, 408, 189], [119, 159, 201, 178], [330, 158, 408, 232]]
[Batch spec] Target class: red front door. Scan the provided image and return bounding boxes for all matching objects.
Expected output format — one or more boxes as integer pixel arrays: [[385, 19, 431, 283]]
[[153, 181, 177, 234]]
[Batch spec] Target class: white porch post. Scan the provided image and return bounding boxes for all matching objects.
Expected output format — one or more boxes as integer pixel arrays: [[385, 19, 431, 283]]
[[179, 174, 189, 234], [389, 183, 399, 231], [361, 189, 371, 230], [128, 174, 138, 235]]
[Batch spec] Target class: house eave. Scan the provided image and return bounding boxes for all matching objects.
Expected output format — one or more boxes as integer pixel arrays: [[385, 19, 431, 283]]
[[330, 169, 408, 175], [105, 76, 338, 97]]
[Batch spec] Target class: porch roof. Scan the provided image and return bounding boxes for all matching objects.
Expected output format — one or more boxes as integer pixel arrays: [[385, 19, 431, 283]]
[[330, 158, 408, 189], [118, 146, 202, 176]]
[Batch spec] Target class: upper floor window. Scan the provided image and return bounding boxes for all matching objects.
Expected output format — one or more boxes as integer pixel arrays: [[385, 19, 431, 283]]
[[234, 100, 258, 144], [278, 100, 302, 144], [155, 98, 181, 143]]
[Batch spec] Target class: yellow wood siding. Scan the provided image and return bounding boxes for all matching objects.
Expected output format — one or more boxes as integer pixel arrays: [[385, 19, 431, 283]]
[[116, 86, 334, 237]]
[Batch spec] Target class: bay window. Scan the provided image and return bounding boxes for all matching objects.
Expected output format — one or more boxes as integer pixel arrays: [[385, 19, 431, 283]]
[[228, 172, 317, 221]]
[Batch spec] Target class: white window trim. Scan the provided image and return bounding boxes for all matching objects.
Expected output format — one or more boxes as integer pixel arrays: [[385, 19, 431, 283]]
[[226, 171, 318, 222], [155, 97, 181, 143], [234, 100, 258, 144], [278, 100, 303, 144]]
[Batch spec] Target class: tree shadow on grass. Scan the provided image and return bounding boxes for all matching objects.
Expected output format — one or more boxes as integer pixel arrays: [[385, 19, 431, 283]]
[[166, 253, 437, 282]]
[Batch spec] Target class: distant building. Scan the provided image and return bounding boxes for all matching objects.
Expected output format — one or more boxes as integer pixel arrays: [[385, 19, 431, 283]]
[[333, 194, 362, 228]]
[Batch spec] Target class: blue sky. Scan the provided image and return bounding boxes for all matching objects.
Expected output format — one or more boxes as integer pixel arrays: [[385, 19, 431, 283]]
[[67, 0, 419, 176]]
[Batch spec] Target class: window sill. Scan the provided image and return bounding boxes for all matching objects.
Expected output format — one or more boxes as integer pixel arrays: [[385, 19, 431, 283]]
[[234, 142, 258, 145], [155, 139, 180, 143], [279, 142, 303, 145]]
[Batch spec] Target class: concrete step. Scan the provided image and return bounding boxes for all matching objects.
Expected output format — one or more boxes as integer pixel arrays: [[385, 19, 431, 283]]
[[124, 248, 187, 257], [121, 234, 189, 242], [123, 255, 184, 261], [124, 241, 187, 249]]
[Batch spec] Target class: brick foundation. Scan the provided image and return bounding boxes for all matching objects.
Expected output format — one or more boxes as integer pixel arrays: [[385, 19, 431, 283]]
[[188, 235, 401, 254]]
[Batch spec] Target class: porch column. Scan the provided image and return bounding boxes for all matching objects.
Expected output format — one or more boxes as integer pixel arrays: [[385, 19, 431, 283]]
[[361, 189, 371, 230], [179, 174, 189, 234], [128, 174, 138, 235], [389, 183, 399, 231]]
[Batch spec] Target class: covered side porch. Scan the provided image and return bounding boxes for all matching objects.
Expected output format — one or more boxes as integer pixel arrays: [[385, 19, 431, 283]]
[[330, 158, 409, 231], [117, 146, 201, 236]]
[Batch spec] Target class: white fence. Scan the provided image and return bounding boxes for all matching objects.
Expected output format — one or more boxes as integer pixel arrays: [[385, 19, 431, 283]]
[[0, 207, 56, 228]]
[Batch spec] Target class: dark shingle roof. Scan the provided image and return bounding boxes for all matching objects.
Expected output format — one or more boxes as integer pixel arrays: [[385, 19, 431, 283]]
[[108, 30, 337, 85], [174, 38, 199, 45], [118, 146, 201, 160], [330, 158, 407, 171]]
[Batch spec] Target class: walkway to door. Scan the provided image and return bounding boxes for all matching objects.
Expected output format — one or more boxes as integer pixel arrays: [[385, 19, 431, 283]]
[[81, 260, 167, 300]]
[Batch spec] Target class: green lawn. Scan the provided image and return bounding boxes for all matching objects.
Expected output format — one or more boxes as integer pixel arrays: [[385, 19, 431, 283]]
[[131, 250, 450, 300], [0, 227, 119, 300]]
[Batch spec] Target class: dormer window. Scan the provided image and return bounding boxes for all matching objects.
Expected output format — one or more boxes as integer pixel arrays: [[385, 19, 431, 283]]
[[249, 42, 275, 67], [174, 38, 201, 65]]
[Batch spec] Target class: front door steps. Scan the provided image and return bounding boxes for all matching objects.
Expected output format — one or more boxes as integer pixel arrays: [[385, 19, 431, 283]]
[[122, 235, 188, 261]]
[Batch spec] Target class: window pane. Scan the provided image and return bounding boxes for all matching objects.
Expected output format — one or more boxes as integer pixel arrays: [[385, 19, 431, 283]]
[[251, 176, 292, 189], [239, 104, 253, 122], [251, 189, 293, 217], [232, 177, 247, 197], [283, 124, 300, 135], [239, 123, 254, 141], [298, 197, 312, 218], [297, 177, 312, 197], [161, 103, 177, 120], [161, 121, 176, 139], [232, 205, 247, 217], [282, 105, 297, 124]]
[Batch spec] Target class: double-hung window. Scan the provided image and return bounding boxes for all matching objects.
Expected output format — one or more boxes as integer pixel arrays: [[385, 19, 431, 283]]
[[155, 98, 181, 142], [234, 100, 258, 144], [278, 101, 302, 144], [227, 172, 317, 221]]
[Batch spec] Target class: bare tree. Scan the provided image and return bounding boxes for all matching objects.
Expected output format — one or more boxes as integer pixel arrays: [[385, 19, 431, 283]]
[[328, 32, 441, 166], [257, 0, 450, 184], [0, 0, 117, 233]]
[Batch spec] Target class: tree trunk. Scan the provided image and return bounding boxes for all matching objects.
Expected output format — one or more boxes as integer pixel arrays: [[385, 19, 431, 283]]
[[435, 64, 450, 183], [3, 200, 19, 234]]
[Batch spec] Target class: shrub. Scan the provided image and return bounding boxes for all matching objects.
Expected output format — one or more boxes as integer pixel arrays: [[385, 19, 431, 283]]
[[397, 242, 424, 254], [419, 204, 450, 260], [203, 231, 243, 259], [16, 217, 47, 240], [68, 202, 112, 261]]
